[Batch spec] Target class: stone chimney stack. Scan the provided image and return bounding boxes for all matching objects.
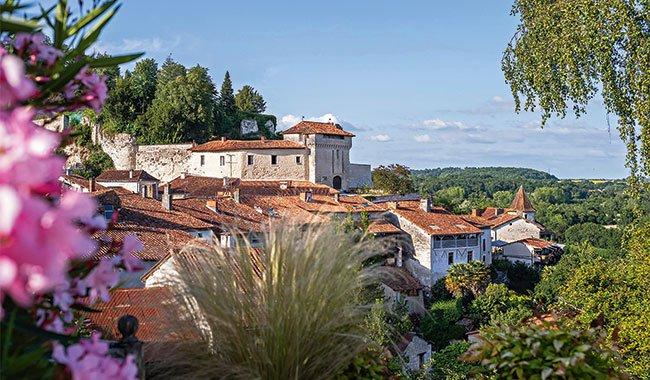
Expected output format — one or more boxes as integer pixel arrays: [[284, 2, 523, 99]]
[[88, 178, 96, 192], [387, 201, 398, 210], [300, 190, 313, 203], [129, 170, 134, 179], [221, 136, 226, 142], [334, 193, 340, 203], [260, 136, 266, 141], [162, 184, 172, 211], [420, 197, 432, 212], [232, 188, 240, 203], [471, 208, 480, 217]]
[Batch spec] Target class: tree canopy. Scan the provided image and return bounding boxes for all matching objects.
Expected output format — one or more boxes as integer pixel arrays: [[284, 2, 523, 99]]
[[503, 0, 649, 185], [235, 85, 266, 113], [371, 164, 415, 195]]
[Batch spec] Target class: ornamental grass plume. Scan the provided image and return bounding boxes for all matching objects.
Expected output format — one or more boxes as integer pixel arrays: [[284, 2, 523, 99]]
[[153, 223, 386, 380]]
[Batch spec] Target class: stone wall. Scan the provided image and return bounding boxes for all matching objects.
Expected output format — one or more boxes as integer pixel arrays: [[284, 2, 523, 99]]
[[135, 144, 192, 182], [348, 163, 372, 189]]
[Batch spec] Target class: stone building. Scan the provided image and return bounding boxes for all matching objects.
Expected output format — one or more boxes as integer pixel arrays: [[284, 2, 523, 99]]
[[93, 120, 372, 191]]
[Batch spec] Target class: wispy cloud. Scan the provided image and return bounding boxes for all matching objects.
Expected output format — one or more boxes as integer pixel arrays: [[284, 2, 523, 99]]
[[279, 113, 366, 132], [414, 134, 431, 142], [93, 36, 181, 55], [370, 134, 391, 142]]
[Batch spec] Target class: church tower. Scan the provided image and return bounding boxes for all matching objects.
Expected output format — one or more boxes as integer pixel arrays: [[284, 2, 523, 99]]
[[510, 185, 536, 221]]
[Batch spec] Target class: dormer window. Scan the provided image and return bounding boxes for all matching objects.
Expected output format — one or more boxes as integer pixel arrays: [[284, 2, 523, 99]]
[[103, 205, 114, 220], [296, 156, 302, 165]]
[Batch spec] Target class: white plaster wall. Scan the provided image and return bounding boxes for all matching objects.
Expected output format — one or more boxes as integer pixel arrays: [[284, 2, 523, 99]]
[[144, 258, 178, 288], [97, 181, 139, 193], [189, 229, 215, 242], [306, 134, 352, 189], [381, 284, 426, 315], [501, 242, 534, 265], [481, 228, 493, 264], [430, 242, 481, 282], [494, 218, 541, 242]]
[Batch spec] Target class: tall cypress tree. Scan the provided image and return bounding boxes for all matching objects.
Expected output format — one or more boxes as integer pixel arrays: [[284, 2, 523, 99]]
[[219, 71, 236, 116]]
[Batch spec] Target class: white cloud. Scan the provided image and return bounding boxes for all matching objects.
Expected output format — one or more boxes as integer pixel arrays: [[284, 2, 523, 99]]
[[279, 113, 339, 129], [93, 36, 180, 55], [414, 134, 431, 142], [370, 134, 391, 142], [421, 118, 472, 130]]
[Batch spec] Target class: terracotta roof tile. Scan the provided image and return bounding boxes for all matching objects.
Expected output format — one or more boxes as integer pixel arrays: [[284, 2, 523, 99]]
[[168, 175, 336, 198], [282, 121, 355, 137], [367, 219, 404, 235], [96, 170, 159, 183], [394, 203, 482, 236], [60, 175, 106, 191], [81, 287, 192, 342], [191, 138, 306, 152], [381, 266, 423, 295], [511, 185, 535, 212], [173, 197, 266, 233], [517, 237, 555, 249]]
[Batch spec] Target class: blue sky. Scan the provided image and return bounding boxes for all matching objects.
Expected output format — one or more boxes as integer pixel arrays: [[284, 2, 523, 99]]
[[95, 0, 627, 179]]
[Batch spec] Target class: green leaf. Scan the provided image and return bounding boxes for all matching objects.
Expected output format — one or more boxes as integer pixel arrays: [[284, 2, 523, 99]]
[[88, 52, 145, 68], [1, 319, 78, 344], [70, 303, 101, 313], [0, 16, 39, 33], [67, 0, 117, 36], [53, 0, 68, 48]]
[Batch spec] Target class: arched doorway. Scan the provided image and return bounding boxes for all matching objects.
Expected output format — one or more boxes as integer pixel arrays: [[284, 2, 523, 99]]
[[332, 175, 342, 190]]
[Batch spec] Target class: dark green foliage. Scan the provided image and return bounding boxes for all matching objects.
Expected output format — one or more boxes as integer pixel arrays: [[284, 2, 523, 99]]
[[421, 299, 465, 350], [235, 85, 266, 113], [462, 323, 626, 379], [371, 164, 414, 195], [157, 56, 187, 88], [129, 58, 158, 115], [469, 283, 532, 327], [71, 147, 114, 179], [428, 342, 477, 380], [336, 348, 394, 380], [564, 222, 622, 250], [445, 261, 491, 299], [429, 277, 453, 303], [490, 259, 541, 295], [218, 71, 236, 118]]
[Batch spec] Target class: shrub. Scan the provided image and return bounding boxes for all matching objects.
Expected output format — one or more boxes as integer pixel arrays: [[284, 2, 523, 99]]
[[430, 277, 453, 303], [164, 224, 384, 379], [490, 258, 540, 294], [428, 342, 477, 380], [421, 299, 465, 350], [462, 323, 626, 379], [469, 283, 533, 327], [445, 261, 491, 298]]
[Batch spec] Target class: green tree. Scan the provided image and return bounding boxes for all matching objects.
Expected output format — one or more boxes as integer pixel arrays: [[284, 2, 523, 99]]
[[564, 222, 622, 249], [157, 56, 187, 88], [469, 283, 532, 327], [428, 342, 477, 380], [445, 261, 491, 299], [130, 58, 158, 115], [371, 164, 414, 195], [463, 323, 626, 379], [219, 71, 236, 116], [492, 190, 514, 208], [421, 299, 465, 350], [433, 186, 465, 213], [235, 85, 266, 113], [503, 0, 649, 184], [145, 65, 217, 143], [531, 186, 565, 205]]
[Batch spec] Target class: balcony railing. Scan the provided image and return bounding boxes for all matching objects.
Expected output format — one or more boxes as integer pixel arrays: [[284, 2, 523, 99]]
[[433, 235, 479, 249]]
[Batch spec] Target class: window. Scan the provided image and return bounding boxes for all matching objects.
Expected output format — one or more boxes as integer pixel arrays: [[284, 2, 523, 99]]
[[271, 155, 278, 165], [467, 250, 473, 262], [247, 155, 254, 165], [336, 149, 340, 159], [447, 252, 454, 265], [220, 156, 226, 166], [482, 238, 486, 252], [200, 155, 205, 166], [418, 353, 425, 368], [103, 205, 114, 220], [296, 155, 302, 165], [197, 232, 203, 238]]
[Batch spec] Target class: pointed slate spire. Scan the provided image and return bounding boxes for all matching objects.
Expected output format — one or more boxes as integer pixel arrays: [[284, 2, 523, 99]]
[[510, 185, 535, 212]]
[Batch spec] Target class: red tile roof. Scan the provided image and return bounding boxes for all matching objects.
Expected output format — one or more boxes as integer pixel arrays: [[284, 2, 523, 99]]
[[168, 175, 337, 198], [82, 287, 192, 342], [517, 237, 555, 249], [173, 197, 266, 233], [381, 266, 423, 295], [96, 170, 159, 183], [281, 120, 355, 137], [367, 219, 404, 235], [60, 175, 106, 191], [394, 202, 482, 236], [511, 185, 535, 212], [191, 138, 306, 152]]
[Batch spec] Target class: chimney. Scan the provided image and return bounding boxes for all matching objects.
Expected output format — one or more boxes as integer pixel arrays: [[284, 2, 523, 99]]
[[65, 167, 71, 175], [221, 136, 226, 142], [334, 193, 340, 203], [300, 190, 313, 203], [232, 188, 240, 203], [471, 208, 480, 217], [260, 136, 266, 141], [88, 178, 96, 192], [420, 197, 432, 212], [162, 184, 172, 211], [129, 170, 134, 179], [396, 246, 403, 268], [387, 201, 398, 210], [180, 172, 186, 179]]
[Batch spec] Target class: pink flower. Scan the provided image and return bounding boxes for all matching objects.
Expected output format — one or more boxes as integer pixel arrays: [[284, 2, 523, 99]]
[[120, 234, 144, 272], [76, 67, 107, 113], [13, 33, 63, 67], [78, 258, 119, 303], [0, 53, 36, 107], [53, 333, 138, 380]]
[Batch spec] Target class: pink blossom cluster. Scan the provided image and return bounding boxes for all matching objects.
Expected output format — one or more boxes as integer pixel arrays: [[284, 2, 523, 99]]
[[53, 333, 138, 380], [63, 66, 108, 113], [13, 33, 63, 67]]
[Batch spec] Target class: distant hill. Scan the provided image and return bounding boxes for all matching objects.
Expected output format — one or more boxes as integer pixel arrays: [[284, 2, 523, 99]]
[[412, 167, 559, 196], [412, 167, 558, 181]]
